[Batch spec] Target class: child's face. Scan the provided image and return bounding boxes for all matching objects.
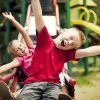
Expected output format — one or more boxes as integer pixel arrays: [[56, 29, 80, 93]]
[[11, 40, 29, 57], [54, 28, 81, 50]]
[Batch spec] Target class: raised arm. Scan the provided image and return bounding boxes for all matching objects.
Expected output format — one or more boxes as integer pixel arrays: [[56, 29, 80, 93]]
[[2, 12, 34, 48], [75, 46, 100, 59], [31, 0, 44, 33]]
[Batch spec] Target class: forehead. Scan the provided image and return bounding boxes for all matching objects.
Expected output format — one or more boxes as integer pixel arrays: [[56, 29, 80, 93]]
[[65, 28, 79, 35], [62, 28, 80, 39], [64, 28, 81, 47], [12, 40, 20, 45], [11, 40, 21, 49]]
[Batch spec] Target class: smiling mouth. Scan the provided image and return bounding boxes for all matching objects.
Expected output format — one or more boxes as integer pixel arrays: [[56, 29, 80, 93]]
[[22, 48, 25, 53], [22, 50, 25, 53]]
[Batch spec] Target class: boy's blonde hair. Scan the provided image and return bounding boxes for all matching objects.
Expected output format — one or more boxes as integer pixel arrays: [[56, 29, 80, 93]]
[[75, 28, 86, 46]]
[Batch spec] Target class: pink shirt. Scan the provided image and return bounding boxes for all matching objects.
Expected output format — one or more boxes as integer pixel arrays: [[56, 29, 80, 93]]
[[15, 47, 34, 76], [24, 26, 77, 84]]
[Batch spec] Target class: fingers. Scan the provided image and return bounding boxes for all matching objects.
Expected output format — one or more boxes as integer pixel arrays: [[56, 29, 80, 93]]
[[2, 12, 12, 20], [2, 12, 14, 21], [2, 12, 7, 17], [9, 12, 12, 15], [2, 12, 6, 17], [2, 12, 12, 16]]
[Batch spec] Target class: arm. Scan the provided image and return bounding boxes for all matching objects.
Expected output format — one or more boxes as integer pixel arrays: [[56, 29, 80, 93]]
[[25, 4, 33, 25], [18, 26, 28, 44], [0, 60, 20, 75], [75, 46, 100, 59], [0, 18, 7, 27], [2, 12, 34, 48], [31, 0, 44, 33]]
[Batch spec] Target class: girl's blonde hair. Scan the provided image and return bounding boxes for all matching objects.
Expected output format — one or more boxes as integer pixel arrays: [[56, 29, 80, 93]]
[[7, 40, 17, 57]]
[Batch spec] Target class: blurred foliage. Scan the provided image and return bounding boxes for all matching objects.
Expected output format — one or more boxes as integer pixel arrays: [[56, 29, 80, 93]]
[[0, 1, 5, 8]]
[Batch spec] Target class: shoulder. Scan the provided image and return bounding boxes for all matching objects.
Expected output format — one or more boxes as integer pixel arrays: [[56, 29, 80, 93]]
[[13, 57, 23, 66], [36, 25, 48, 35]]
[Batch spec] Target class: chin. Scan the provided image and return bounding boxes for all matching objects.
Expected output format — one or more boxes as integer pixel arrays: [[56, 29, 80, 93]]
[[56, 46, 65, 50], [59, 46, 71, 50], [60, 48, 68, 50]]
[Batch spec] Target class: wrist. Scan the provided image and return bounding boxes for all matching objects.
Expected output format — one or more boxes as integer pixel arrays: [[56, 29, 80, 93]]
[[9, 18, 15, 22]]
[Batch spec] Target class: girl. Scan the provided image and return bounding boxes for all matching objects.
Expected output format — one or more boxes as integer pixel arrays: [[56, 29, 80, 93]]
[[0, 12, 35, 100]]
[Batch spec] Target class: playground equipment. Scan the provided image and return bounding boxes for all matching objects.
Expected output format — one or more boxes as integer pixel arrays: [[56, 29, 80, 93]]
[[68, 0, 99, 75], [80, 9, 97, 24], [71, 6, 100, 35], [78, 6, 90, 21], [89, 9, 97, 24], [71, 20, 100, 35], [0, 0, 99, 99]]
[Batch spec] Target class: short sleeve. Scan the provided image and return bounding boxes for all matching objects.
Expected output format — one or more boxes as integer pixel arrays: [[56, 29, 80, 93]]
[[36, 26, 52, 48], [65, 49, 79, 61], [14, 57, 24, 66]]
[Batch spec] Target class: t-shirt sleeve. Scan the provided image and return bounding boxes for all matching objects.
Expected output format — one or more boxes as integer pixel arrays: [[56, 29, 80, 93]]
[[14, 57, 24, 66], [36, 26, 52, 48], [65, 49, 79, 61]]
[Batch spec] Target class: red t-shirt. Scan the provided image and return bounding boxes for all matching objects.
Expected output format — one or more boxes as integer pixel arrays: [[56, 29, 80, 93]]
[[24, 26, 77, 84]]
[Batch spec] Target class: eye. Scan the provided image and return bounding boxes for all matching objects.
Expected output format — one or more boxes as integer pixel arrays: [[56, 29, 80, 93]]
[[16, 49, 19, 52]]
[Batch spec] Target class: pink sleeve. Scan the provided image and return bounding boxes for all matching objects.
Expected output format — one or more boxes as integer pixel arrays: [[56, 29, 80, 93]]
[[14, 57, 24, 66]]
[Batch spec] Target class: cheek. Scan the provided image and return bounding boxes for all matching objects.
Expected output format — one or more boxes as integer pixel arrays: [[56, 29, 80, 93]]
[[56, 37, 63, 44], [76, 41, 81, 48], [16, 50, 22, 55]]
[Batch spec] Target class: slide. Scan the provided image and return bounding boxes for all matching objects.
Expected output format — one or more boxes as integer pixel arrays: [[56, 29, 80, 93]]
[[71, 20, 100, 35]]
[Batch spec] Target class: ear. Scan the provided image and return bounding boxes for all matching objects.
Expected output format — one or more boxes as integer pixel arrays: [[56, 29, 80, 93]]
[[80, 31, 86, 45]]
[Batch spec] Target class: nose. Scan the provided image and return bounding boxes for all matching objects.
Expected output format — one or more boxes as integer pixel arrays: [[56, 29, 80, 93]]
[[19, 46, 23, 50], [67, 40, 73, 45]]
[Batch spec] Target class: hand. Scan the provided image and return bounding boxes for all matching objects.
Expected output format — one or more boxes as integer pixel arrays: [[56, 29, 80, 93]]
[[2, 12, 14, 21]]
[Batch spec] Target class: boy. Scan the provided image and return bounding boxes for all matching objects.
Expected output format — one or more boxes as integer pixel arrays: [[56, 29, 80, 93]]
[[18, 0, 100, 100], [1, 12, 72, 100]]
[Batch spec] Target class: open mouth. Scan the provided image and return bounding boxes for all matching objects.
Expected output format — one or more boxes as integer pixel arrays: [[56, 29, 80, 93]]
[[61, 40, 65, 46]]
